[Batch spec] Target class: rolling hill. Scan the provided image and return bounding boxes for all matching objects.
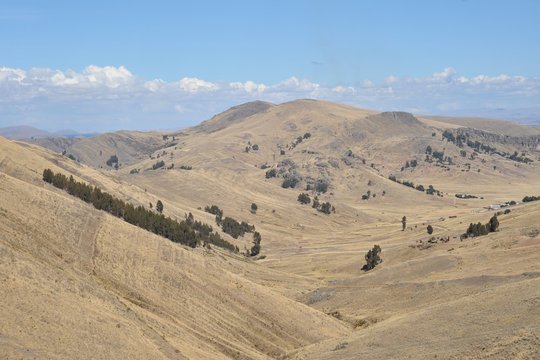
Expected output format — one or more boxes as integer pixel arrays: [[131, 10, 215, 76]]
[[2, 99, 540, 359]]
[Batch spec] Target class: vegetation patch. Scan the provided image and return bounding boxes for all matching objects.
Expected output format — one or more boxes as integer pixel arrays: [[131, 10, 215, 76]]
[[42, 169, 238, 252]]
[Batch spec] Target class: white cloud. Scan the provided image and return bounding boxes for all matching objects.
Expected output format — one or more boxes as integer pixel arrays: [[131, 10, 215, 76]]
[[144, 79, 165, 92], [273, 76, 320, 92], [332, 85, 356, 95], [229, 80, 266, 94], [82, 65, 133, 88], [178, 77, 218, 93], [1, 65, 539, 131], [0, 66, 26, 82]]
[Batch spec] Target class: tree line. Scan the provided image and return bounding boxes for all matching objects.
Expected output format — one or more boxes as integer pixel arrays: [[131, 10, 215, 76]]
[[204, 204, 261, 256], [42, 168, 238, 252]]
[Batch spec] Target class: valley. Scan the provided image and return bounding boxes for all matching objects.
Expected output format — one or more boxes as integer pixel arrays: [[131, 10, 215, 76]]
[[1, 99, 540, 359]]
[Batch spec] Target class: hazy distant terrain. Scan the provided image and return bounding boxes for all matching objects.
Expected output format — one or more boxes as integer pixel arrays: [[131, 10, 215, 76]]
[[1, 100, 540, 359]]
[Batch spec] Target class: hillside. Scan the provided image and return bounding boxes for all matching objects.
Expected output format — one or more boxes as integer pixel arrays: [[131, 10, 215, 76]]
[[0, 136, 348, 359], [2, 99, 540, 359], [27, 131, 173, 169], [0, 125, 52, 139]]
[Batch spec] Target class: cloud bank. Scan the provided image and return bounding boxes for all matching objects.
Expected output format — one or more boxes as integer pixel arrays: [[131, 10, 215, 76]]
[[1, 65, 539, 132]]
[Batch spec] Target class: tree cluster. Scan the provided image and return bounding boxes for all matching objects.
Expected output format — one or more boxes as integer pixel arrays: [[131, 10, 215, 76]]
[[152, 160, 165, 170], [42, 168, 237, 252], [311, 196, 335, 214], [522, 195, 540, 203], [204, 204, 261, 256], [362, 245, 382, 271], [463, 214, 499, 239]]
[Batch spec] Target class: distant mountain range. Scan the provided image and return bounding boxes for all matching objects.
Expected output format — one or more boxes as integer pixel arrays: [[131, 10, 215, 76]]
[[0, 126, 98, 140]]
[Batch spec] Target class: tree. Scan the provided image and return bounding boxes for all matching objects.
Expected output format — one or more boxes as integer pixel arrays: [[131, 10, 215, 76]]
[[402, 216, 407, 231], [43, 168, 54, 183], [362, 245, 382, 271], [156, 200, 164, 214], [427, 225, 433, 235], [251, 203, 258, 214], [488, 214, 499, 232], [250, 231, 262, 256]]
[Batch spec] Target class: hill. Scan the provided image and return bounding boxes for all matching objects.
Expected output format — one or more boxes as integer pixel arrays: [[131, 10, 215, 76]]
[[2, 99, 540, 359], [0, 125, 52, 139]]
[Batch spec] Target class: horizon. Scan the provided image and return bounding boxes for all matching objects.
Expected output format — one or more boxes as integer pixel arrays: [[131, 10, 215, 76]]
[[1, 0, 540, 132], [2, 98, 540, 136]]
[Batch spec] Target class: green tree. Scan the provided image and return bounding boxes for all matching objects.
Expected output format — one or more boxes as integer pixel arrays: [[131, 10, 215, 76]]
[[488, 214, 499, 232], [42, 168, 54, 183], [362, 245, 382, 271], [156, 200, 164, 214]]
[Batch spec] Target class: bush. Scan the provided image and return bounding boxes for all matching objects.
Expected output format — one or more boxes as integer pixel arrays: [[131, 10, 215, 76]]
[[282, 177, 299, 189], [152, 160, 165, 170], [523, 195, 540, 203], [362, 245, 382, 271], [315, 179, 329, 193], [427, 225, 433, 235], [265, 169, 277, 178], [251, 203, 258, 213], [106, 155, 119, 167], [318, 202, 333, 214], [297, 193, 311, 205]]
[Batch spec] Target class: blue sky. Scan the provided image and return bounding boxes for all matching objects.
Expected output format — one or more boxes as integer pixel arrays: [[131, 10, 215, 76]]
[[1, 0, 539, 132]]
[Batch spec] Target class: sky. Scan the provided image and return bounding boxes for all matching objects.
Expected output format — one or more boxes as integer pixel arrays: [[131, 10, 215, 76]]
[[1, 0, 539, 132]]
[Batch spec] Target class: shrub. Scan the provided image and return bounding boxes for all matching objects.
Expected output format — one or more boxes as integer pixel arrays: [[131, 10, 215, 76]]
[[297, 193, 311, 205], [152, 160, 165, 170], [282, 177, 299, 189], [427, 225, 433, 235], [523, 195, 540, 203], [251, 203, 258, 213], [303, 132, 311, 139], [251, 144, 259, 151], [315, 179, 329, 193], [318, 202, 333, 214], [362, 245, 382, 271], [265, 169, 277, 178], [106, 155, 119, 167]]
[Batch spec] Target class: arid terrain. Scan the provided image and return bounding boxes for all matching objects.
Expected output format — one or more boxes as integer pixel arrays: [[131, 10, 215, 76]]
[[1, 100, 540, 359]]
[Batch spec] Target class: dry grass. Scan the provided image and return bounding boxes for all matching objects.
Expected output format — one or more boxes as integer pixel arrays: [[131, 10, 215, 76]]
[[1, 100, 540, 359]]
